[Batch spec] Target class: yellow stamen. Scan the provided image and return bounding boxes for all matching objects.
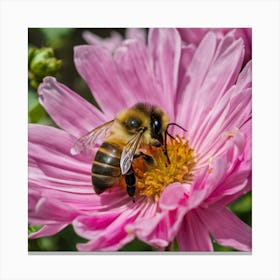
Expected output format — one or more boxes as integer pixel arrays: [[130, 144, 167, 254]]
[[120, 136, 196, 199]]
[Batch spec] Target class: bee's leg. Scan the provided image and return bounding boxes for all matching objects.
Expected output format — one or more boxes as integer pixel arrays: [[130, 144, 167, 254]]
[[133, 151, 154, 166], [125, 167, 136, 202]]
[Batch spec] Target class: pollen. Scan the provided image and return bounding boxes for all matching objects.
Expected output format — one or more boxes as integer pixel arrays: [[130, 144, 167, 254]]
[[131, 136, 196, 200]]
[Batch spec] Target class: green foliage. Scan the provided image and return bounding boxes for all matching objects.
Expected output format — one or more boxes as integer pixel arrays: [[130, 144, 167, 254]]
[[229, 191, 252, 214], [29, 225, 87, 251], [229, 191, 252, 227], [120, 238, 153, 251], [28, 89, 54, 125], [28, 225, 42, 234], [40, 28, 75, 48]]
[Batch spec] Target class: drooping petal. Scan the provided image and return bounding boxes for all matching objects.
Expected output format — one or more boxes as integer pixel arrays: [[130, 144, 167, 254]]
[[29, 158, 92, 193], [214, 172, 251, 207], [29, 196, 80, 225], [29, 125, 101, 217], [38, 77, 106, 137], [29, 224, 68, 239], [29, 124, 91, 173], [176, 210, 213, 251], [197, 207, 252, 251], [77, 232, 134, 251]]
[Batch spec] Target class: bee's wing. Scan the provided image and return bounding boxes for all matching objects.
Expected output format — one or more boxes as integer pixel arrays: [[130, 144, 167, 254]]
[[70, 120, 114, 156], [120, 128, 145, 175]]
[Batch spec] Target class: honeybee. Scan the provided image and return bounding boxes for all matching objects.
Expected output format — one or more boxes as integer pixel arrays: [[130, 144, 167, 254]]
[[71, 103, 169, 200]]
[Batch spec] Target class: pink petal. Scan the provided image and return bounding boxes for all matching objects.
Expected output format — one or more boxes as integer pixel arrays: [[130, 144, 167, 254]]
[[178, 28, 251, 64], [74, 45, 133, 118], [177, 28, 216, 45], [75, 201, 151, 251], [189, 131, 250, 207], [77, 233, 134, 251], [186, 166, 210, 210], [175, 31, 217, 125], [197, 207, 252, 251], [29, 224, 68, 238], [29, 125, 133, 213], [127, 207, 185, 249], [176, 210, 213, 251], [73, 212, 122, 239], [233, 29, 251, 64], [38, 77, 106, 137], [29, 158, 92, 193], [236, 60, 252, 91], [28, 124, 108, 215], [215, 172, 251, 207], [176, 31, 245, 131], [148, 28, 181, 119], [29, 124, 91, 176], [29, 196, 80, 224], [28, 188, 41, 210], [191, 84, 251, 163], [187, 158, 227, 210], [125, 28, 146, 42], [113, 39, 163, 108], [159, 182, 189, 210], [82, 30, 123, 51], [29, 179, 104, 211], [177, 44, 196, 94]]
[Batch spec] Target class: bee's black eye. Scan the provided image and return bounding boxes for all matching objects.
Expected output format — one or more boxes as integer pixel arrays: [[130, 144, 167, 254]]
[[151, 114, 162, 135], [127, 117, 141, 129]]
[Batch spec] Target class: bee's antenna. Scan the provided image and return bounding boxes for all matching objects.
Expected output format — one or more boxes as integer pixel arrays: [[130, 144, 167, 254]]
[[164, 123, 187, 164], [166, 122, 187, 133]]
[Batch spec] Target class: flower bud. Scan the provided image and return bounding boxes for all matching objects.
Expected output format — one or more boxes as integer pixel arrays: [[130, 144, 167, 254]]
[[28, 47, 62, 89]]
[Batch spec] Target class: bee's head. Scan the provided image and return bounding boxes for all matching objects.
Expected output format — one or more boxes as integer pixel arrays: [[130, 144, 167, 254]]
[[116, 103, 169, 146]]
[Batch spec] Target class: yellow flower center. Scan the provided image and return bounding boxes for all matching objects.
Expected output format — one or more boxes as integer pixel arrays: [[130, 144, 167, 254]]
[[120, 136, 196, 201]]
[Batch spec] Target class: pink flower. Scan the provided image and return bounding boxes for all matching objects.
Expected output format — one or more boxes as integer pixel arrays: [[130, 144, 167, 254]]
[[28, 28, 252, 251]]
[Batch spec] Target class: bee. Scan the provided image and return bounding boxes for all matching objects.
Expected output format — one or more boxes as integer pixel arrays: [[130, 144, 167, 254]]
[[71, 103, 169, 200]]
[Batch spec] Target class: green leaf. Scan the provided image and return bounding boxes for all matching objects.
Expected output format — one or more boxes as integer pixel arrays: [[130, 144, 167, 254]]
[[28, 225, 42, 235], [229, 191, 252, 214]]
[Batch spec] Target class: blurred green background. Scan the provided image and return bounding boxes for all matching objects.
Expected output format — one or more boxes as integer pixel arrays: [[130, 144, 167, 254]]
[[28, 28, 252, 252]]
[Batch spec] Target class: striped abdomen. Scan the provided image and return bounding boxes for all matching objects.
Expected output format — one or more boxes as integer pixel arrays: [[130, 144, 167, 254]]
[[92, 141, 122, 194]]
